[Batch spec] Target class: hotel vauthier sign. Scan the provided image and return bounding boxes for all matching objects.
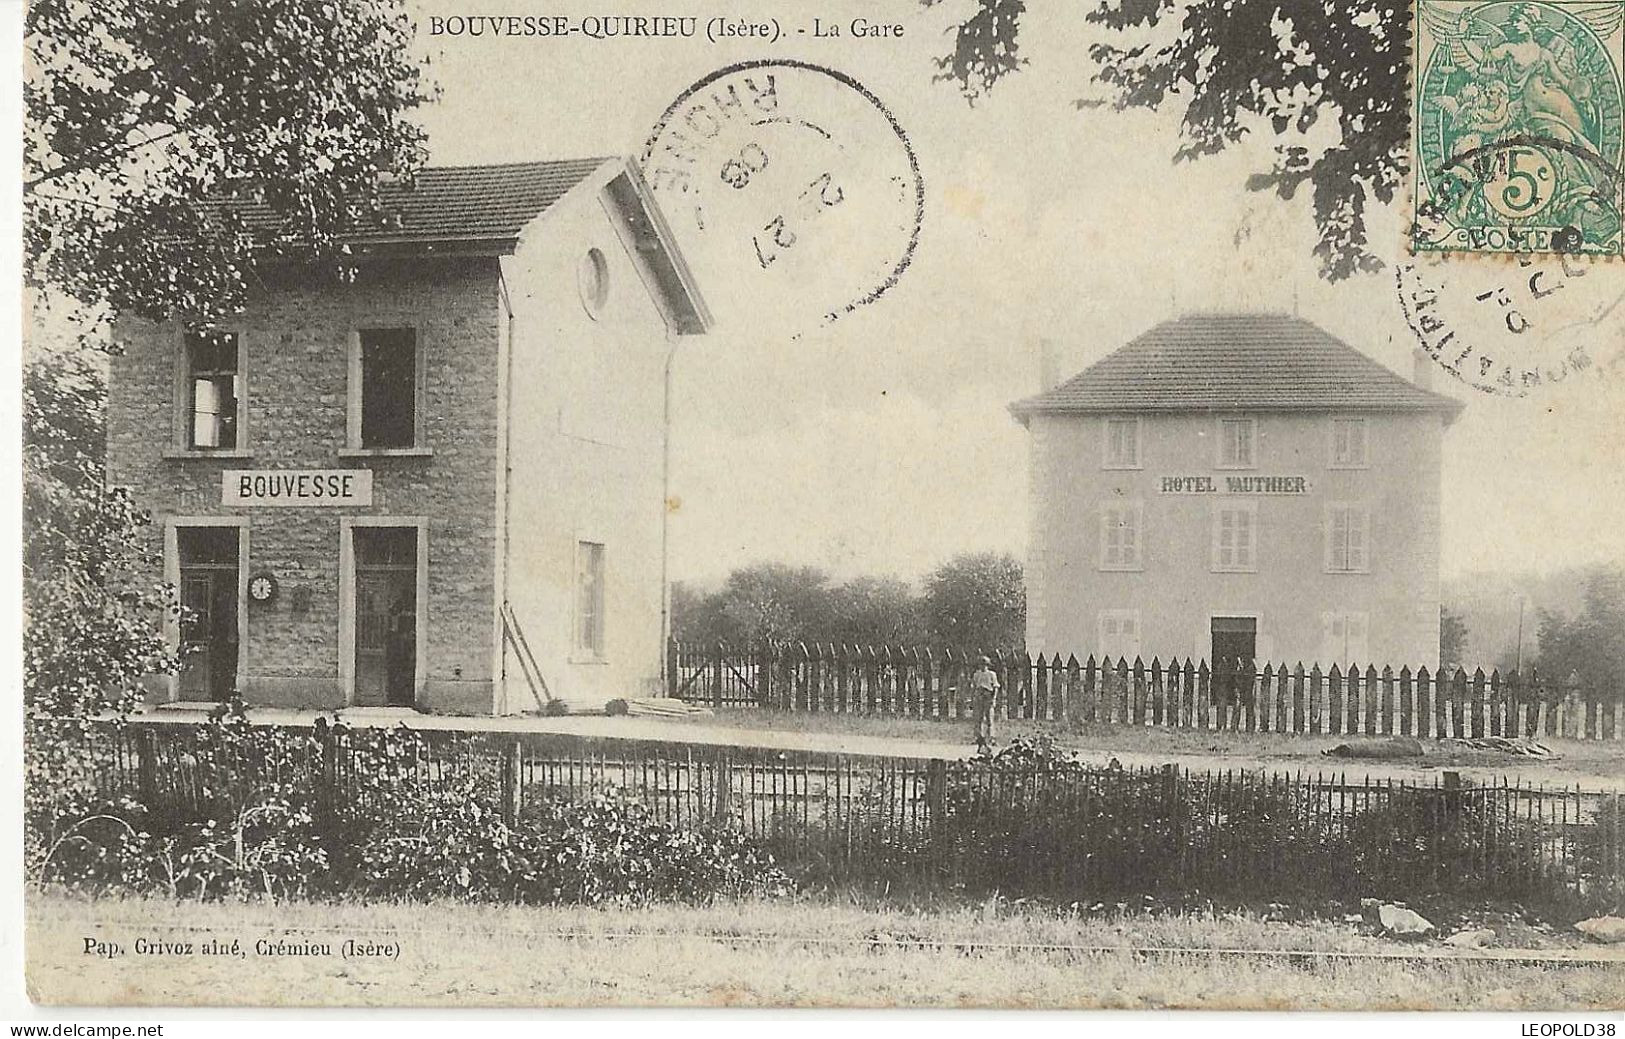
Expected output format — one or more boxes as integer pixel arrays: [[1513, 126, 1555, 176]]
[[1160, 475, 1310, 495], [223, 469, 374, 507]]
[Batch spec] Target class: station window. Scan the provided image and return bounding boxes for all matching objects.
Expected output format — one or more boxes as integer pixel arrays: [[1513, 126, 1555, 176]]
[[1216, 417, 1257, 469], [184, 331, 241, 450], [1099, 502, 1143, 571], [575, 541, 606, 658], [1325, 503, 1371, 573], [1330, 417, 1369, 468], [353, 328, 419, 450], [1103, 417, 1141, 469], [1211, 502, 1257, 572]]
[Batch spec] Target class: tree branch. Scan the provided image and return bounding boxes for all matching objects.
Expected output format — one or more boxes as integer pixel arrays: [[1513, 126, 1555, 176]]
[[25, 124, 190, 192]]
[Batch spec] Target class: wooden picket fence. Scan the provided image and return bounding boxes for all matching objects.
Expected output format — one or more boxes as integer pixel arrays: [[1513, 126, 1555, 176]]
[[668, 641, 1625, 741], [86, 721, 1625, 905]]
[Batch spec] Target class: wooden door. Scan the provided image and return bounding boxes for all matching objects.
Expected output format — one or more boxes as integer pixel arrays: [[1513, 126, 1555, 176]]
[[1210, 617, 1257, 709], [353, 528, 417, 707], [177, 527, 239, 702]]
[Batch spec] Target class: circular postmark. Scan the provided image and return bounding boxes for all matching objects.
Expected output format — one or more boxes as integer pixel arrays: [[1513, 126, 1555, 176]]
[[641, 60, 924, 336], [1411, 0, 1624, 255], [1397, 252, 1624, 396]]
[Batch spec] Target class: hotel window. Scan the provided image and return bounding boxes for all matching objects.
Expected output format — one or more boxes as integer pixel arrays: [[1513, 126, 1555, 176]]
[[575, 541, 606, 658], [1320, 611, 1370, 665], [351, 328, 420, 450], [1216, 417, 1256, 469], [1099, 502, 1143, 571], [1103, 417, 1141, 469], [1325, 504, 1370, 573], [1097, 609, 1141, 663], [1330, 417, 1369, 468], [1211, 502, 1257, 572], [184, 331, 241, 450]]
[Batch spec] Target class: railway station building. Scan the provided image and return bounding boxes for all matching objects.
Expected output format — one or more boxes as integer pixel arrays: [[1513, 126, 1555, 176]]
[[106, 157, 709, 714]]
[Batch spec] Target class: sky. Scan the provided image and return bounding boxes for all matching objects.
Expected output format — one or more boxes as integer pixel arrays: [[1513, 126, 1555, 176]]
[[407, 0, 1625, 586]]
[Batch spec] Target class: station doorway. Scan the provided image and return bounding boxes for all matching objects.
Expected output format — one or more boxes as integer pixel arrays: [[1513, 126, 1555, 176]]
[[177, 526, 240, 702], [352, 526, 419, 707]]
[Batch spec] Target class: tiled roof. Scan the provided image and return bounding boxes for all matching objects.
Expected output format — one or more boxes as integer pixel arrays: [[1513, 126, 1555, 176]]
[[221, 158, 611, 248], [1011, 314, 1463, 419]]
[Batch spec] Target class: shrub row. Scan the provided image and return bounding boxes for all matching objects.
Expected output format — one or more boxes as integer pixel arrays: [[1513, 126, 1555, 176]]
[[24, 709, 791, 904], [27, 719, 1621, 918], [769, 736, 1624, 918]]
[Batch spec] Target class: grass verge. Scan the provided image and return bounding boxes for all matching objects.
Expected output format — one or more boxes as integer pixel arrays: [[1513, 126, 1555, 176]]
[[26, 890, 1625, 1009]]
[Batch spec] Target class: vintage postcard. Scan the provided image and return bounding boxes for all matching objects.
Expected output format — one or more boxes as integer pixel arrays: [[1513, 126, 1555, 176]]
[[16, 0, 1625, 1013]]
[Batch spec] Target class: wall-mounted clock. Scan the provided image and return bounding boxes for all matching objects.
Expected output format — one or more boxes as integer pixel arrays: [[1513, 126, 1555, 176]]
[[248, 571, 279, 605]]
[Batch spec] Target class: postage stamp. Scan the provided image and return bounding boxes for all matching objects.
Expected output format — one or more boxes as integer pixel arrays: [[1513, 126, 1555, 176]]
[[1411, 0, 1625, 256], [641, 60, 924, 336]]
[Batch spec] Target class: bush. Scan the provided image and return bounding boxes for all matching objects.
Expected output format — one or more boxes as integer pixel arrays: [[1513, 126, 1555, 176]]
[[907, 737, 1606, 913], [348, 775, 789, 905], [24, 716, 153, 891], [168, 790, 331, 900], [27, 710, 333, 899], [24, 351, 186, 718], [938, 737, 1185, 895], [26, 710, 792, 906], [519, 793, 791, 904], [1337, 785, 1556, 904], [347, 773, 530, 902], [29, 714, 1621, 917]]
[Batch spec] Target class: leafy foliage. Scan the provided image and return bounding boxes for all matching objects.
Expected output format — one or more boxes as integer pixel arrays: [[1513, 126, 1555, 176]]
[[939, 738, 1184, 894], [930, 0, 1408, 279], [23, 717, 153, 890], [1440, 606, 1470, 670], [1536, 565, 1625, 699], [923, 0, 1028, 102], [24, 0, 433, 325], [826, 576, 926, 646], [23, 351, 183, 717], [27, 713, 792, 905], [675, 554, 1024, 649], [347, 778, 792, 904], [927, 738, 1574, 910], [30, 715, 1613, 916], [921, 552, 1025, 649], [674, 563, 927, 646], [168, 794, 331, 900], [675, 563, 842, 644], [347, 771, 535, 902]]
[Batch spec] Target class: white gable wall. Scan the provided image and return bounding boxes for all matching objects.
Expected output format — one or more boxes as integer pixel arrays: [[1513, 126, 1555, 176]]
[[498, 164, 676, 711]]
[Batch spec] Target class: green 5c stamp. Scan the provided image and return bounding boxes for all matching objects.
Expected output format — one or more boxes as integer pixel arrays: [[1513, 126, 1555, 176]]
[[1413, 1, 1624, 255]]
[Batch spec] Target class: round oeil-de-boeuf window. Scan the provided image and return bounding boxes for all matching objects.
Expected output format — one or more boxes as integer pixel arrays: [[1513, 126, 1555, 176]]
[[578, 247, 609, 318]]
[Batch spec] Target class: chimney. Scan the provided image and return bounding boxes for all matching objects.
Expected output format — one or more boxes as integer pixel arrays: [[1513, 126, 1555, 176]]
[[1412, 348, 1434, 391], [1039, 338, 1060, 392]]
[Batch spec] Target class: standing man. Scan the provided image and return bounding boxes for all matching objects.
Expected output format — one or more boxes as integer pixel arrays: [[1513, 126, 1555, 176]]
[[969, 654, 1002, 751]]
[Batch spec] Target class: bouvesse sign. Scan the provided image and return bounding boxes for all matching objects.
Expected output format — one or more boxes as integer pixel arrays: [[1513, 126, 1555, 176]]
[[223, 469, 373, 507], [1160, 475, 1310, 495]]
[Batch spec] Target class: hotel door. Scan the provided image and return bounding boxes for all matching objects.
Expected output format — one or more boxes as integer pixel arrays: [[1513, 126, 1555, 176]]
[[353, 527, 417, 707], [1210, 617, 1257, 709], [177, 527, 240, 702]]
